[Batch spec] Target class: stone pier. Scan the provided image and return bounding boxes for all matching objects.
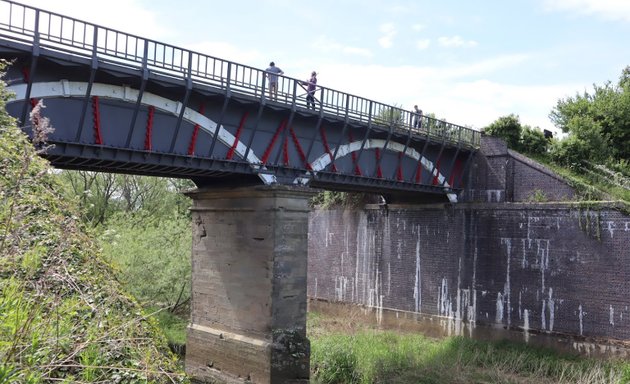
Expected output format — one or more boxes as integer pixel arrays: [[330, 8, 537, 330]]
[[185, 185, 311, 384]]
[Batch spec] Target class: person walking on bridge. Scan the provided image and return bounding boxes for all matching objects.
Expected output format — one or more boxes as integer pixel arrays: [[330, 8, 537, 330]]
[[305, 71, 317, 109], [413, 105, 423, 129], [266, 61, 284, 101]]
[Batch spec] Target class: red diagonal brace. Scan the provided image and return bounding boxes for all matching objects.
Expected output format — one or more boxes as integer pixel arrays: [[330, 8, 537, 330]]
[[92, 96, 103, 145], [415, 161, 423, 183], [144, 105, 155, 151], [289, 126, 312, 170], [396, 152, 404, 181], [188, 104, 205, 156], [348, 130, 362, 176], [226, 110, 249, 160], [375, 148, 383, 178], [261, 119, 287, 164], [319, 126, 337, 172], [282, 136, 289, 166]]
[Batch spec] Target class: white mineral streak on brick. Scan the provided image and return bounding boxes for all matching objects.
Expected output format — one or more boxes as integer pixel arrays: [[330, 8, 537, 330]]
[[354, 213, 383, 324], [501, 238, 511, 326], [523, 309, 530, 343], [486, 190, 502, 202], [548, 288, 555, 332], [456, 257, 463, 335], [384, 213, 392, 261], [579, 304, 585, 336], [519, 291, 522, 320], [387, 262, 391, 296], [606, 221, 616, 238], [413, 234, 421, 312], [496, 292, 504, 323], [438, 278, 450, 316], [335, 276, 348, 301], [521, 239, 528, 268], [537, 239, 550, 293], [610, 305, 615, 326], [471, 245, 478, 325], [541, 300, 546, 331], [314, 278, 318, 298]]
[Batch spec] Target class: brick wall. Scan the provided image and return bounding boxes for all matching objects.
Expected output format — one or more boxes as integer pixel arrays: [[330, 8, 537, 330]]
[[308, 203, 630, 350], [466, 135, 575, 203]]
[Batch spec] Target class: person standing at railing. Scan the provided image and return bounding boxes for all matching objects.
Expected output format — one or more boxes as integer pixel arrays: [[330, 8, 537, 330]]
[[305, 71, 317, 109], [413, 105, 423, 129], [266, 61, 284, 100]]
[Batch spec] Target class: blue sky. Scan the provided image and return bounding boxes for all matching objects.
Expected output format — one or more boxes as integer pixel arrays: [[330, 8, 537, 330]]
[[16, 0, 630, 134]]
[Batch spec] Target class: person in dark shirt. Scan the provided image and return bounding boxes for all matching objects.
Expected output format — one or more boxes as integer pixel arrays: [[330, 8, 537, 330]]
[[305, 71, 317, 109], [413, 105, 423, 128]]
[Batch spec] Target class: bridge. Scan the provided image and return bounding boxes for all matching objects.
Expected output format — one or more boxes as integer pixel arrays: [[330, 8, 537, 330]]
[[0, 1, 480, 383]]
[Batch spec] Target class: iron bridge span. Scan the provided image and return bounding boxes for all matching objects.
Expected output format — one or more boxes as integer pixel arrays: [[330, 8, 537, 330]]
[[0, 0, 480, 202]]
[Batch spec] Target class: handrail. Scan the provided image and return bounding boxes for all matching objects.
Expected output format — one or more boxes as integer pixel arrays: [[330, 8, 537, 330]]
[[0, 0, 480, 148]]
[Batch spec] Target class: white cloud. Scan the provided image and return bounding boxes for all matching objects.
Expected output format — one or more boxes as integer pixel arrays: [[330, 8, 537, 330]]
[[412, 24, 426, 32], [543, 0, 630, 22], [312, 36, 373, 58], [437, 35, 478, 48], [378, 23, 397, 48], [16, 0, 169, 39], [184, 42, 264, 68], [416, 39, 431, 50]]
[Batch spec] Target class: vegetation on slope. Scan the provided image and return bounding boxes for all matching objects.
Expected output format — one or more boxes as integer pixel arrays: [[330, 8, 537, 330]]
[[482, 66, 630, 205], [0, 64, 186, 383]]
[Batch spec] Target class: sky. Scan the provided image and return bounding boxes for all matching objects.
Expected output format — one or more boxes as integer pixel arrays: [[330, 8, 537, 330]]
[[13, 0, 630, 134]]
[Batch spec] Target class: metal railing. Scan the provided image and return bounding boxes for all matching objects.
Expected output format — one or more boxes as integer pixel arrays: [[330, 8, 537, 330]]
[[0, 0, 480, 148]]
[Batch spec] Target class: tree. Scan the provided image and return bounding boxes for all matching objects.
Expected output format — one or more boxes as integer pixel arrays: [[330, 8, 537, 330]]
[[483, 114, 522, 149], [550, 115, 609, 168], [59, 171, 193, 226], [520, 125, 548, 155], [549, 67, 630, 161]]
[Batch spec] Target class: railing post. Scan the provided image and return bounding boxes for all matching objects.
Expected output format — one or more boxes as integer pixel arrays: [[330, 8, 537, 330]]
[[291, 79, 297, 111], [260, 70, 267, 105], [225, 62, 232, 98]]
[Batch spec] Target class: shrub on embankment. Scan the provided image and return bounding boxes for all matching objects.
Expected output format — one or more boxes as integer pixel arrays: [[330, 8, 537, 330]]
[[0, 66, 186, 382]]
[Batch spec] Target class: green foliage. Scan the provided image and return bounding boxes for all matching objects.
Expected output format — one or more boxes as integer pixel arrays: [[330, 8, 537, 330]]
[[527, 189, 548, 202], [550, 115, 609, 169], [59, 171, 193, 226], [0, 63, 188, 382], [149, 307, 188, 346], [520, 125, 548, 155], [374, 104, 404, 129], [483, 114, 551, 156], [550, 66, 630, 161], [99, 212, 191, 312], [483, 114, 522, 149]]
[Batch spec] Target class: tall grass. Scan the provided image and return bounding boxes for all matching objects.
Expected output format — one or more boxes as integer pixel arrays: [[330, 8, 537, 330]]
[[308, 311, 630, 384]]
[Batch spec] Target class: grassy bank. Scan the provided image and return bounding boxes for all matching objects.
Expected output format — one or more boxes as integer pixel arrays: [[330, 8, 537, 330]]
[[308, 310, 630, 384]]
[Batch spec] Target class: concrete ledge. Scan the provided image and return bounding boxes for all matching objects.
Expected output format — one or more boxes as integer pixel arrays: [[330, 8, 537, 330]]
[[186, 325, 271, 383]]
